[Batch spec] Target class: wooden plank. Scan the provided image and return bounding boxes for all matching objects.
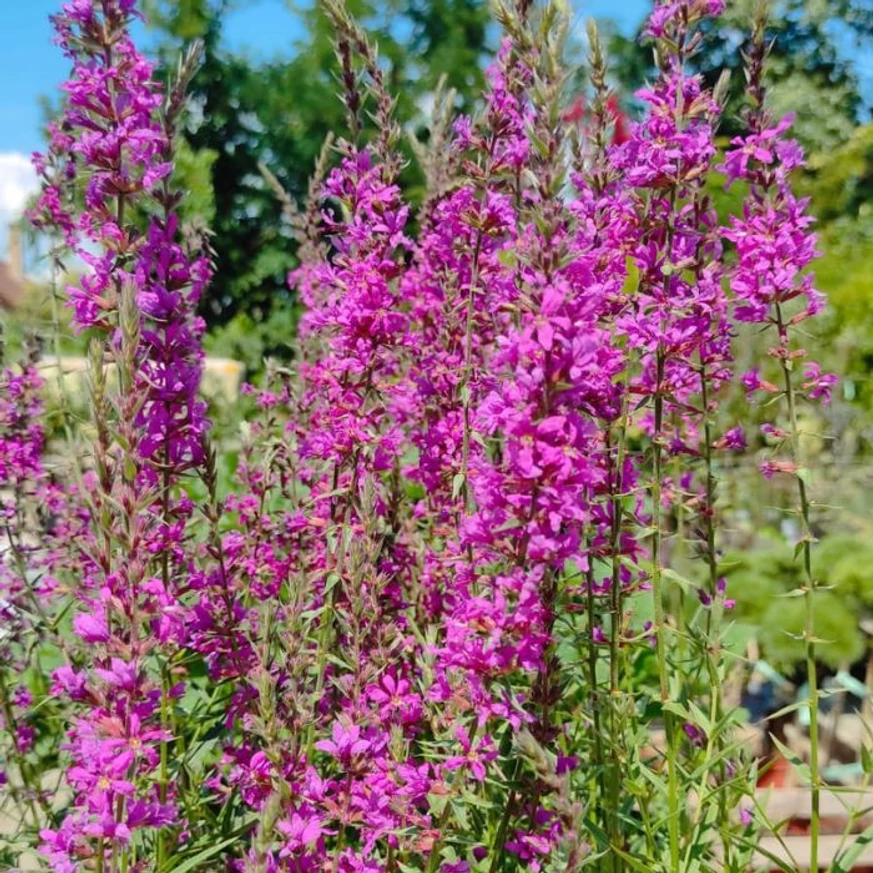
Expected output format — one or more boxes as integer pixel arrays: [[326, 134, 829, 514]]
[[749, 834, 873, 869], [757, 787, 873, 822], [690, 788, 873, 827]]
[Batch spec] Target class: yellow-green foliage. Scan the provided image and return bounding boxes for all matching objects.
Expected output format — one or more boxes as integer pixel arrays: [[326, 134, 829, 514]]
[[174, 140, 218, 227], [805, 124, 873, 223], [761, 591, 866, 670], [723, 534, 873, 671]]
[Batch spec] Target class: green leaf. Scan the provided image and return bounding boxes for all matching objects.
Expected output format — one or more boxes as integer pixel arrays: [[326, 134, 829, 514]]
[[609, 844, 663, 873], [769, 734, 812, 784], [662, 568, 695, 591], [832, 821, 873, 872], [861, 744, 873, 775], [160, 835, 241, 873], [765, 699, 807, 722], [780, 586, 808, 598], [662, 700, 694, 723], [729, 831, 797, 873], [427, 792, 449, 817], [452, 796, 469, 829]]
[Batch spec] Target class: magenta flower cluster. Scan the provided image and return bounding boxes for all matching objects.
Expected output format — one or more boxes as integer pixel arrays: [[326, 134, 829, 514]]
[[1, 0, 836, 870], [32, 0, 209, 469], [26, 0, 211, 868]]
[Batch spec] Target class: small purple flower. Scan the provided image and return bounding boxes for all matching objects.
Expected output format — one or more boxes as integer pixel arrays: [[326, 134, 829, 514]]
[[721, 426, 746, 451], [683, 723, 706, 747], [802, 362, 838, 405], [443, 727, 497, 782], [315, 719, 373, 764]]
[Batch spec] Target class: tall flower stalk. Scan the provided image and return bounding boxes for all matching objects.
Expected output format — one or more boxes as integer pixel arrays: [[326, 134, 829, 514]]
[[608, 1, 730, 863], [722, 4, 834, 866], [31, 1, 210, 868]]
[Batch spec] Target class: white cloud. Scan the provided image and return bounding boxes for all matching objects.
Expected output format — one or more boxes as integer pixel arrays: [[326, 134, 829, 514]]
[[0, 152, 38, 220]]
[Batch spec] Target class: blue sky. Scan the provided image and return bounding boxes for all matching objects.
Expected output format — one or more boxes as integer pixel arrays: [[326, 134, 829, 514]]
[[0, 0, 647, 239]]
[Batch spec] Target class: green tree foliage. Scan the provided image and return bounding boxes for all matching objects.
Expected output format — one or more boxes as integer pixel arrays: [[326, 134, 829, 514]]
[[761, 592, 865, 670], [147, 0, 492, 353], [798, 124, 873, 422], [721, 535, 873, 670], [606, 0, 873, 152], [805, 123, 873, 224], [403, 0, 490, 109]]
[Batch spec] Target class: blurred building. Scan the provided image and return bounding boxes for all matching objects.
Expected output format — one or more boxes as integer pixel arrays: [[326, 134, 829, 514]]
[[0, 223, 24, 309]]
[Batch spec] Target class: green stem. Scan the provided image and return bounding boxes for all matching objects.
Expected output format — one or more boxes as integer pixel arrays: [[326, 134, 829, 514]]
[[157, 466, 171, 870], [775, 303, 819, 872], [607, 416, 629, 873], [427, 721, 481, 872], [156, 664, 170, 870], [426, 800, 455, 873], [459, 228, 485, 510], [585, 556, 605, 804], [458, 133, 497, 512], [488, 760, 521, 873], [699, 360, 732, 867], [652, 351, 681, 872]]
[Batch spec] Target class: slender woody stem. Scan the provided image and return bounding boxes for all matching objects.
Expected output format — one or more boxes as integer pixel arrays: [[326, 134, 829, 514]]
[[699, 359, 732, 867], [652, 351, 681, 872], [775, 302, 820, 871], [607, 414, 629, 873]]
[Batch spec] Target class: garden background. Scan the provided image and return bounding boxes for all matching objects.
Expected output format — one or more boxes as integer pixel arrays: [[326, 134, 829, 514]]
[[5, 0, 873, 870]]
